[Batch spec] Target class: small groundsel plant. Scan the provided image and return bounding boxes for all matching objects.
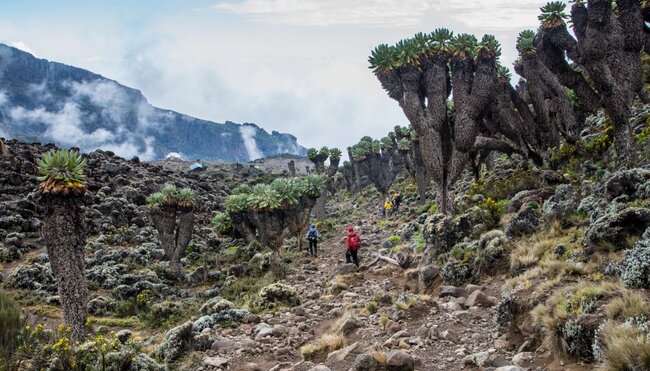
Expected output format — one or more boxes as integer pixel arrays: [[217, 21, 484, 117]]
[[36, 149, 87, 196]]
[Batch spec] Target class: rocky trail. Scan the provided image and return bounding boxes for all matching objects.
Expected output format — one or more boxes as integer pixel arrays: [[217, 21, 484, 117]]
[[191, 208, 524, 371]]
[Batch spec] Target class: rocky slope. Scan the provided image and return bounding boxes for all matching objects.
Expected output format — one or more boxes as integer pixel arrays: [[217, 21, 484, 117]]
[[1, 136, 649, 371], [0, 44, 305, 162]]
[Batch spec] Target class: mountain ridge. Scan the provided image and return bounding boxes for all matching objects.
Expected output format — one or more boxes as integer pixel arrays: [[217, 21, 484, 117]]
[[0, 44, 306, 162]]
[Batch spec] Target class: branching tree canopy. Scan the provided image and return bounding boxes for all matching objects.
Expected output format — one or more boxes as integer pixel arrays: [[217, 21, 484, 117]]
[[215, 175, 325, 274], [531, 0, 647, 161], [369, 30, 537, 213]]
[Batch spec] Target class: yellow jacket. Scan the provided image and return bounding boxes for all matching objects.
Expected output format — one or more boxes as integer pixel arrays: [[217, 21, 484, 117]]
[[384, 201, 393, 210]]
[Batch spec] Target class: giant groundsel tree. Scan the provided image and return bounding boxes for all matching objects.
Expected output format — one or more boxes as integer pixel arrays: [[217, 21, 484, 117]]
[[369, 30, 538, 213], [37, 149, 90, 341], [214, 175, 325, 276]]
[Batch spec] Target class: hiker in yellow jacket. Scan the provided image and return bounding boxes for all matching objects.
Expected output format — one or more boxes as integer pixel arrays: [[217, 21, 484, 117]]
[[383, 197, 393, 217]]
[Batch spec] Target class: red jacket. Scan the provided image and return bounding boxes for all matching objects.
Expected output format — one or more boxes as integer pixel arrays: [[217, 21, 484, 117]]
[[346, 232, 361, 251]]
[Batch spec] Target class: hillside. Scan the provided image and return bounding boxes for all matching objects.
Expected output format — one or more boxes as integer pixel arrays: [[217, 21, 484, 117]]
[[0, 44, 306, 162]]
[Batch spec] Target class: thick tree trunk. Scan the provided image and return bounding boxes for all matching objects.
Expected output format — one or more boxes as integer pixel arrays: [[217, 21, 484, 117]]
[[42, 195, 88, 342], [288, 161, 296, 177], [150, 205, 177, 260], [173, 210, 194, 272]]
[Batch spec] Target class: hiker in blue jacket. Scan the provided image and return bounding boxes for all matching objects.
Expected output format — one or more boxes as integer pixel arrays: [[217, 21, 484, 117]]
[[306, 224, 320, 257]]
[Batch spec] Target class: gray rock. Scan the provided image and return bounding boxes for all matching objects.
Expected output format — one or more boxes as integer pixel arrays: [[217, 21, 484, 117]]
[[307, 366, 331, 371], [465, 291, 498, 307], [354, 353, 380, 371], [505, 207, 540, 238], [326, 342, 360, 362], [605, 168, 650, 200], [439, 286, 464, 298], [512, 352, 533, 367], [584, 207, 650, 253], [417, 265, 439, 293], [543, 184, 579, 220], [463, 351, 490, 367], [156, 321, 194, 362], [203, 355, 229, 367], [337, 263, 359, 275], [386, 350, 414, 371]]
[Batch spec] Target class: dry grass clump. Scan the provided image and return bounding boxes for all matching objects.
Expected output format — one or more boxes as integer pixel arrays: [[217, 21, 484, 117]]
[[605, 291, 650, 321], [531, 281, 620, 357], [300, 333, 345, 360], [378, 313, 390, 328], [510, 223, 581, 275], [539, 259, 585, 278], [597, 320, 650, 371], [371, 350, 387, 364]]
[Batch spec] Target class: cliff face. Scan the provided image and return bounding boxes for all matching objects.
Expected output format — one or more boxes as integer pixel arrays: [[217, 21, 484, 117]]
[[0, 44, 305, 162]]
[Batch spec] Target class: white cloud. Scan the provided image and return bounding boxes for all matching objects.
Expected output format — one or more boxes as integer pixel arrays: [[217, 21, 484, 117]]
[[10, 41, 34, 54], [0, 90, 7, 106], [211, 0, 432, 26], [239, 125, 263, 161], [442, 0, 546, 31]]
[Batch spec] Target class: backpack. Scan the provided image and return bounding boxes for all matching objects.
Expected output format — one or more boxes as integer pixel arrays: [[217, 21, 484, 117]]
[[349, 233, 361, 251], [307, 229, 318, 239]]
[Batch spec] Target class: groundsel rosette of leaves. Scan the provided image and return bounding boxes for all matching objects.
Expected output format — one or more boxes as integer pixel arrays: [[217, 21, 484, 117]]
[[147, 184, 196, 209], [37, 149, 87, 196]]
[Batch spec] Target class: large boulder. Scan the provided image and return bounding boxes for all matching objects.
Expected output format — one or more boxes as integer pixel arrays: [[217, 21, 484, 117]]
[[156, 321, 194, 362], [605, 168, 650, 200], [420, 214, 460, 265], [256, 283, 301, 309], [543, 184, 580, 221], [584, 208, 650, 252], [417, 265, 440, 293], [386, 350, 415, 371], [505, 207, 540, 238]]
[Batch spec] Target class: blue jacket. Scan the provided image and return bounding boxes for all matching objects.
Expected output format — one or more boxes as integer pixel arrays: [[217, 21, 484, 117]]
[[306, 227, 320, 239]]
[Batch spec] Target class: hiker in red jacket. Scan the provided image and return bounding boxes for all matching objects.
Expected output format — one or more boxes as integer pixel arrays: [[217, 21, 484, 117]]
[[345, 226, 361, 267]]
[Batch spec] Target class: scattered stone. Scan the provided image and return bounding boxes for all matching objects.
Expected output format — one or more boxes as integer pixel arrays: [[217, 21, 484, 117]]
[[465, 290, 497, 307], [203, 355, 228, 367], [386, 350, 414, 371], [337, 263, 359, 275], [439, 286, 464, 298]]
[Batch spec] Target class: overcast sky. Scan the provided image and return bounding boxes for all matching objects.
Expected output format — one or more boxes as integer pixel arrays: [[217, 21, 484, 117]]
[[0, 0, 549, 153]]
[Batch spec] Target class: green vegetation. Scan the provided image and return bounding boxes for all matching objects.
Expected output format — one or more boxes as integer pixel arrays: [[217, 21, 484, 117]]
[[0, 291, 21, 360], [147, 183, 196, 208], [36, 149, 87, 195]]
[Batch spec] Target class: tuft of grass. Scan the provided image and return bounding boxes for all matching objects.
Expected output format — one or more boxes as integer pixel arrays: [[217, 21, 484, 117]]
[[88, 316, 145, 329], [300, 333, 345, 360], [598, 320, 650, 371], [0, 291, 22, 359], [606, 291, 650, 320], [365, 301, 378, 315], [387, 235, 401, 244], [539, 259, 585, 278], [372, 350, 387, 364], [30, 304, 62, 319], [379, 313, 390, 329]]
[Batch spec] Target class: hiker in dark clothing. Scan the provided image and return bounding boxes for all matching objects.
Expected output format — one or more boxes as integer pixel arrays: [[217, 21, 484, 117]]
[[306, 224, 320, 257], [345, 226, 361, 267], [392, 192, 402, 213]]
